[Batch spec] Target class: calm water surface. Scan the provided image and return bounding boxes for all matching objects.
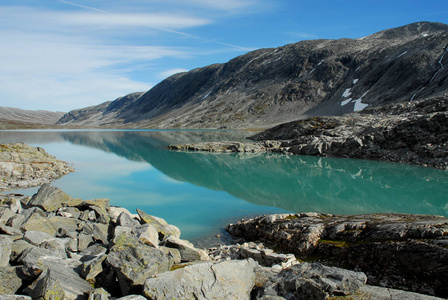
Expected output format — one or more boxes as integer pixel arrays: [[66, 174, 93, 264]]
[[1, 130, 447, 245]]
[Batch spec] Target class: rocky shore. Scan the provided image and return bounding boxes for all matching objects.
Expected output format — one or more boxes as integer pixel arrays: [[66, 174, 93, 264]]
[[167, 97, 448, 170], [0, 143, 74, 191], [0, 184, 445, 299]]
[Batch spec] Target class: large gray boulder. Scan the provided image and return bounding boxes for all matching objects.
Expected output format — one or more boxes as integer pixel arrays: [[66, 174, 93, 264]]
[[257, 262, 367, 299], [143, 259, 257, 300], [137, 209, 181, 239], [106, 231, 171, 295], [21, 212, 57, 236], [27, 184, 82, 212]]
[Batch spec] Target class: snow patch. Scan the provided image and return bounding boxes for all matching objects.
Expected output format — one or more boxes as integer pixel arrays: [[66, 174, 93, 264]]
[[341, 98, 352, 106], [342, 88, 352, 98], [397, 51, 407, 58], [318, 60, 324, 66], [202, 92, 211, 100], [353, 91, 369, 111], [353, 79, 359, 84]]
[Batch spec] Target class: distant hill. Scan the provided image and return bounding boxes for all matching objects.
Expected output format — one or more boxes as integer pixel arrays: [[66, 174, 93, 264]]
[[0, 107, 65, 126], [55, 21, 448, 129]]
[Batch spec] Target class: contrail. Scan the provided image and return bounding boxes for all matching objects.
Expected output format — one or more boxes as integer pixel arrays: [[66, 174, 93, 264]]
[[56, 0, 251, 52]]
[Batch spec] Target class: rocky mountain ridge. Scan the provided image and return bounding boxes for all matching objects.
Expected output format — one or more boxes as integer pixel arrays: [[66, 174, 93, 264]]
[[55, 21, 448, 129], [0, 107, 65, 127]]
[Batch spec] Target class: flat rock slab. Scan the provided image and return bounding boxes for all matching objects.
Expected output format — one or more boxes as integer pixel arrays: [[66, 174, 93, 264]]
[[143, 259, 257, 300], [0, 143, 74, 191], [227, 213, 448, 298]]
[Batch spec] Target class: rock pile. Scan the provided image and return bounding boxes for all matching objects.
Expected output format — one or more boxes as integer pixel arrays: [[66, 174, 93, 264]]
[[0, 143, 74, 191], [227, 212, 448, 298]]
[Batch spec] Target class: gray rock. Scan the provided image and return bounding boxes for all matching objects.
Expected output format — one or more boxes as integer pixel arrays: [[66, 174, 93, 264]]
[[88, 287, 111, 300], [159, 246, 182, 264], [258, 262, 367, 299], [10, 239, 34, 262], [133, 223, 159, 248], [56, 206, 81, 219], [143, 259, 257, 300], [109, 206, 135, 223], [80, 243, 108, 257], [78, 233, 94, 251], [21, 212, 57, 236], [6, 214, 26, 230], [27, 184, 82, 212], [0, 235, 12, 267], [116, 296, 147, 300], [137, 209, 181, 238], [360, 285, 445, 300], [24, 267, 93, 300], [0, 208, 14, 225], [23, 230, 54, 246], [106, 230, 171, 294], [39, 238, 68, 259], [162, 236, 209, 262], [117, 211, 140, 228], [81, 254, 107, 285], [82, 222, 109, 246], [0, 266, 23, 294], [0, 224, 22, 237], [0, 295, 33, 300], [48, 215, 81, 233]]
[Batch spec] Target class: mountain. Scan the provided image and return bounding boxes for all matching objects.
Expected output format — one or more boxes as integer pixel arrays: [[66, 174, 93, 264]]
[[0, 106, 65, 128], [57, 22, 448, 129]]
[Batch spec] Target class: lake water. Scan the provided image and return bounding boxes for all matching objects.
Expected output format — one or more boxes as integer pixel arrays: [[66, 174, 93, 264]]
[[1, 130, 448, 246]]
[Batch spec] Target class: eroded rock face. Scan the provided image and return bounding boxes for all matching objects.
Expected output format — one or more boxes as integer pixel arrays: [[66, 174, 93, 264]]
[[0, 143, 74, 191], [227, 213, 448, 297]]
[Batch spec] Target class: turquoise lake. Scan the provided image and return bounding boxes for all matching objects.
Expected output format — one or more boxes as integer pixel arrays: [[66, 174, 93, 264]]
[[1, 130, 448, 246]]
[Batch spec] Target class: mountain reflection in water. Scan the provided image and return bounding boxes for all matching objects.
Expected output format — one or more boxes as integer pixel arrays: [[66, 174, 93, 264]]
[[1, 130, 447, 241]]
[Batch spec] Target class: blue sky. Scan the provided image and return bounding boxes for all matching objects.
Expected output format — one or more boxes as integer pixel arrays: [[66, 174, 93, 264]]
[[1, 0, 448, 112]]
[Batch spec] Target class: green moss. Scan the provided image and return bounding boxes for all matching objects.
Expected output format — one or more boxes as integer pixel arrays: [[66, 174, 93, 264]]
[[317, 239, 352, 248], [284, 215, 299, 220]]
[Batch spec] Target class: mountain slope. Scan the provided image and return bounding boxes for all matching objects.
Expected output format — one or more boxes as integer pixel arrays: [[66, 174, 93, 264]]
[[0, 107, 65, 125], [57, 22, 448, 129]]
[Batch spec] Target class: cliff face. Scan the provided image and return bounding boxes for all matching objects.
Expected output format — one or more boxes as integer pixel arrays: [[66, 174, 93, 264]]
[[57, 22, 448, 129]]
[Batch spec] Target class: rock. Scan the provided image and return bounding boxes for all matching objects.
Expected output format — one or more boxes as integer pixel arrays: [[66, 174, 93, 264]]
[[48, 215, 81, 233], [0, 295, 33, 300], [0, 208, 15, 225], [78, 233, 95, 251], [257, 262, 367, 299], [24, 268, 93, 300], [81, 222, 109, 246], [21, 211, 57, 236], [117, 211, 140, 228], [109, 206, 135, 223], [81, 254, 107, 285], [0, 235, 12, 267], [359, 285, 446, 300], [137, 209, 181, 238], [79, 243, 108, 257], [23, 230, 54, 246], [0, 266, 23, 294], [88, 287, 111, 300], [162, 236, 209, 262], [227, 213, 448, 297], [27, 184, 82, 212], [116, 296, 147, 300], [133, 224, 159, 248], [143, 259, 257, 300], [106, 230, 171, 294], [56, 206, 81, 219], [159, 246, 182, 264], [0, 224, 22, 237], [10, 239, 34, 262]]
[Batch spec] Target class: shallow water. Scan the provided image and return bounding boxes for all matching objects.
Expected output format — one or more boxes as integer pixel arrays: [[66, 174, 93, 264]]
[[1, 129, 447, 245]]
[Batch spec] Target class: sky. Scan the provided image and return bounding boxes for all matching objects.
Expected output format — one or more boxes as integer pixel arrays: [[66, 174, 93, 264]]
[[1, 0, 448, 112]]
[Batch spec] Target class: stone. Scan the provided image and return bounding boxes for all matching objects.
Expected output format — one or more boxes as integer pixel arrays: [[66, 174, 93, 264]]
[[88, 287, 111, 300], [109, 206, 135, 223], [10, 239, 34, 262], [133, 223, 159, 248], [116, 296, 147, 300], [0, 224, 22, 237], [257, 262, 367, 299], [27, 184, 82, 212], [81, 222, 109, 245], [143, 259, 257, 300], [0, 208, 15, 225], [21, 212, 57, 236], [0, 266, 23, 294], [23, 230, 54, 246], [117, 211, 140, 228], [78, 233, 95, 251], [6, 214, 26, 230], [39, 238, 68, 259], [0, 295, 33, 300], [56, 206, 81, 219], [159, 246, 181, 264], [79, 243, 108, 257], [106, 230, 171, 294], [359, 285, 446, 300], [137, 209, 181, 238], [24, 267, 93, 300], [81, 254, 107, 285], [48, 215, 81, 233], [0, 235, 12, 267], [162, 236, 209, 262]]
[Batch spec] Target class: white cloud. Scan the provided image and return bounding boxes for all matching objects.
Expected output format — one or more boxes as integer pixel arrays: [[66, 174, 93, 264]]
[[159, 68, 189, 79]]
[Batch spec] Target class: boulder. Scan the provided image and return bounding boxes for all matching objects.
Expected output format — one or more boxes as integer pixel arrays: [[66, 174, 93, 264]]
[[143, 259, 257, 300], [106, 230, 171, 295], [137, 209, 181, 238], [81, 254, 107, 285], [0, 266, 23, 294], [10, 239, 34, 262], [133, 224, 159, 248], [23, 230, 54, 246], [27, 184, 82, 212], [21, 212, 57, 236], [48, 215, 81, 233], [117, 212, 140, 228], [88, 287, 111, 300], [257, 262, 367, 299], [0, 295, 33, 300], [24, 268, 92, 300], [162, 236, 209, 262], [109, 206, 135, 223], [0, 224, 22, 237], [0, 235, 12, 267]]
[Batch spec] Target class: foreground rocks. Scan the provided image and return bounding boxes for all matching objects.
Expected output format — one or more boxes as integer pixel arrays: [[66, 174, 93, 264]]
[[1, 185, 442, 299], [227, 212, 448, 298], [168, 97, 448, 170], [0, 143, 74, 191]]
